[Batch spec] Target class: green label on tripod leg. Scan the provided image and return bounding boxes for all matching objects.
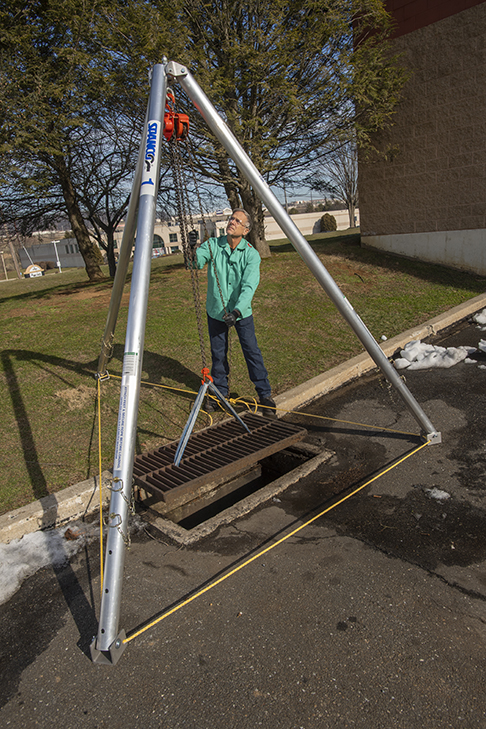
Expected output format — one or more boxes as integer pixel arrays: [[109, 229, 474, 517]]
[[141, 120, 161, 197]]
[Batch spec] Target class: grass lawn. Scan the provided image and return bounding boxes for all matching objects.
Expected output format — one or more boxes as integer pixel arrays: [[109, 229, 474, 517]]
[[1, 229, 485, 515]]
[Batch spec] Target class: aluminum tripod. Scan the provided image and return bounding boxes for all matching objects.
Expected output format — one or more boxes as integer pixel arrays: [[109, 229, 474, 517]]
[[93, 60, 441, 665], [91, 62, 168, 664]]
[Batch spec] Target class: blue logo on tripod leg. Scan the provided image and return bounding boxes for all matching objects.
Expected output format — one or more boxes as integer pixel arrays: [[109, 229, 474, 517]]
[[140, 120, 160, 196]]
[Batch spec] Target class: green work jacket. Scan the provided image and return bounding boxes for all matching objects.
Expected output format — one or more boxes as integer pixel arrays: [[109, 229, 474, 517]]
[[194, 235, 261, 321]]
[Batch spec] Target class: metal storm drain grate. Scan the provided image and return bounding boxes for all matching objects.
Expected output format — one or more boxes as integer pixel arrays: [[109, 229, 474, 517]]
[[133, 413, 307, 512]]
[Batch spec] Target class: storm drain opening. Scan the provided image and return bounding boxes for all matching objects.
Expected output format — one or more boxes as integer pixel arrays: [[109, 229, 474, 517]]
[[133, 413, 318, 531]]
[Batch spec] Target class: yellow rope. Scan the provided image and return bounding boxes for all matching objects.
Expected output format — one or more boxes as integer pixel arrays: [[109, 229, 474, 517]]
[[97, 377, 104, 595], [96, 370, 429, 642], [106, 372, 419, 437], [123, 438, 430, 644]]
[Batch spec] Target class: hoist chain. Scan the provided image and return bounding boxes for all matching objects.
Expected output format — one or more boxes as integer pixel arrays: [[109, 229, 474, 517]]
[[168, 138, 207, 371], [185, 136, 233, 388], [168, 93, 234, 392], [186, 137, 229, 319]]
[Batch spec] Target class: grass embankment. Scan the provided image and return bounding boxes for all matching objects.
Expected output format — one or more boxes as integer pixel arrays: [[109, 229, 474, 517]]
[[1, 229, 484, 515]]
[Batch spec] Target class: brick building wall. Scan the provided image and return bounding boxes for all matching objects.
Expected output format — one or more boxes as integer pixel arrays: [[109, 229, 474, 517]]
[[358, 1, 486, 274]]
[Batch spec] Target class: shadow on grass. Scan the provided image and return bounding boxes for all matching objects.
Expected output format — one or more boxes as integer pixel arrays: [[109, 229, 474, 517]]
[[0, 255, 188, 306], [270, 232, 486, 295], [2, 345, 201, 501], [1, 349, 98, 660], [0, 276, 114, 305], [2, 342, 202, 660]]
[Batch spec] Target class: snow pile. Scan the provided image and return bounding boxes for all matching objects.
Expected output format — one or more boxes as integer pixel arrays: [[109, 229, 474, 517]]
[[0, 522, 98, 606], [394, 340, 475, 371], [0, 516, 145, 606], [425, 488, 451, 501], [472, 308, 486, 329]]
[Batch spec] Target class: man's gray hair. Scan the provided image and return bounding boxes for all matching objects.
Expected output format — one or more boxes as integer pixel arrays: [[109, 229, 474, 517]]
[[233, 208, 252, 231]]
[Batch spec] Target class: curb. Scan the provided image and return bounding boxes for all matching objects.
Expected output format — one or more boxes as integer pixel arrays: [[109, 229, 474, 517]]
[[275, 292, 486, 414], [2, 293, 485, 544], [0, 472, 112, 544]]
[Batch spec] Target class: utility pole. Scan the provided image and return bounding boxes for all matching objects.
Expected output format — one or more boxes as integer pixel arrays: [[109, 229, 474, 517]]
[[283, 180, 288, 213], [1, 251, 8, 280], [7, 237, 22, 278]]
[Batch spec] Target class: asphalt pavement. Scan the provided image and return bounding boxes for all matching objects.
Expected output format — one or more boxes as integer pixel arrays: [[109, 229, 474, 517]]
[[1, 315, 486, 728]]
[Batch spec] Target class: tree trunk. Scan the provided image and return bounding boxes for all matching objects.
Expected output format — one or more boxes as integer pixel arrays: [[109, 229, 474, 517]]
[[216, 154, 241, 211], [54, 155, 104, 281], [240, 186, 271, 259], [250, 202, 271, 258], [216, 154, 271, 257], [7, 237, 22, 278], [106, 229, 117, 278], [348, 203, 356, 228]]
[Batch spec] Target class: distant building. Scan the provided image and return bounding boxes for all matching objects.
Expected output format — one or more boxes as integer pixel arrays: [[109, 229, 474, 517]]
[[18, 239, 84, 269], [114, 206, 358, 257], [16, 206, 360, 271]]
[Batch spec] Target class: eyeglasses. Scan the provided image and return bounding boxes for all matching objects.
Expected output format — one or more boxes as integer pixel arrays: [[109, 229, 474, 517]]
[[227, 215, 248, 228]]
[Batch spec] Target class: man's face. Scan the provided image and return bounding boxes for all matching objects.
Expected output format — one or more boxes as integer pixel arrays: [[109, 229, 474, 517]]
[[227, 213, 249, 237]]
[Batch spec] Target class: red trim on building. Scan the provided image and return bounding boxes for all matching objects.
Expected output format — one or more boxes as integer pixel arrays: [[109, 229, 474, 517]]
[[386, 0, 486, 37]]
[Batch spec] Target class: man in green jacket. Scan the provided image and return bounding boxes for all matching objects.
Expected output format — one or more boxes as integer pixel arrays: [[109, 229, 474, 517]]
[[191, 208, 275, 414]]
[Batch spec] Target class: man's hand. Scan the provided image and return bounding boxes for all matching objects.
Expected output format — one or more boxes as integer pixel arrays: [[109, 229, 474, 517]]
[[223, 310, 241, 327]]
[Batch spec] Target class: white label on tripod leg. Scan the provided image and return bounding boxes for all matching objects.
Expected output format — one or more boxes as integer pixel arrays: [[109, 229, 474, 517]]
[[140, 120, 161, 197], [114, 385, 128, 470], [123, 352, 138, 377]]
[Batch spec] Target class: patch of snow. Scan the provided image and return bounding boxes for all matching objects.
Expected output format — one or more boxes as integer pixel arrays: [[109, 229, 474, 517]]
[[0, 516, 144, 606], [472, 308, 486, 326], [425, 488, 451, 501], [394, 340, 473, 371], [0, 522, 98, 606]]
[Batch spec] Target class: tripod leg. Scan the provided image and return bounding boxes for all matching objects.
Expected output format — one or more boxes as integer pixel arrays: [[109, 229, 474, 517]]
[[174, 382, 209, 465], [208, 382, 251, 434]]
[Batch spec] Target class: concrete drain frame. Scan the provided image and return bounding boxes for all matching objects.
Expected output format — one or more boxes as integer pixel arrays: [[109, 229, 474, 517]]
[[134, 414, 334, 545]]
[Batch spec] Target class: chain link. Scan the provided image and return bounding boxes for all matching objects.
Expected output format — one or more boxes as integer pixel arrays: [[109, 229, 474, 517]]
[[104, 511, 131, 549], [186, 136, 228, 319], [107, 477, 136, 514]]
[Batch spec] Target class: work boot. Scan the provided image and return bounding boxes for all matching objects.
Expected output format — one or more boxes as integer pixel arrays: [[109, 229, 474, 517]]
[[258, 396, 277, 417], [204, 397, 219, 413]]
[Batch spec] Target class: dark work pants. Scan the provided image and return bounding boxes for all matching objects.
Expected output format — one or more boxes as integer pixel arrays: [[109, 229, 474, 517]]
[[207, 314, 271, 398]]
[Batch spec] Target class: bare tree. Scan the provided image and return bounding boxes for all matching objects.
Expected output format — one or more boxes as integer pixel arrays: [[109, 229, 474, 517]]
[[308, 141, 359, 228], [173, 0, 405, 256], [73, 114, 143, 277], [0, 0, 178, 279]]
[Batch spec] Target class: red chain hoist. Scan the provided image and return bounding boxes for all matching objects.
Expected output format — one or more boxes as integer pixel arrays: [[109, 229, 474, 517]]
[[163, 91, 189, 141]]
